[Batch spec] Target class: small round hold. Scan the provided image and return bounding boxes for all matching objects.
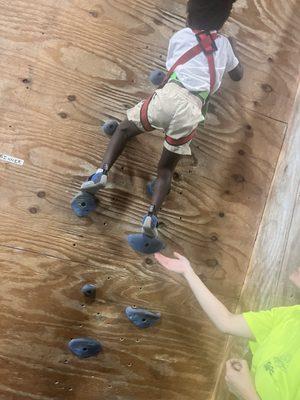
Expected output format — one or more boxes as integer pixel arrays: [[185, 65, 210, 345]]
[[71, 191, 97, 217], [68, 338, 102, 359], [149, 69, 166, 86], [102, 120, 119, 136], [81, 284, 96, 298]]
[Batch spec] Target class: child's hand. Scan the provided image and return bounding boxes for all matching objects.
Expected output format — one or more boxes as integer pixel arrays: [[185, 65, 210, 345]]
[[154, 252, 194, 276], [225, 359, 260, 400]]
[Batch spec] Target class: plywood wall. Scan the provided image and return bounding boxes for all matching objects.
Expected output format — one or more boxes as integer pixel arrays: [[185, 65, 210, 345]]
[[0, 1, 299, 399]]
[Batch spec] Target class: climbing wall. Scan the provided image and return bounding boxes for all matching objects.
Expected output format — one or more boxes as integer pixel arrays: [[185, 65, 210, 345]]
[[0, 1, 299, 399]]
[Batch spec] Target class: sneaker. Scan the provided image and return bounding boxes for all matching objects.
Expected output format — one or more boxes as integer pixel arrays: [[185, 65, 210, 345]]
[[142, 214, 159, 238], [81, 169, 108, 195]]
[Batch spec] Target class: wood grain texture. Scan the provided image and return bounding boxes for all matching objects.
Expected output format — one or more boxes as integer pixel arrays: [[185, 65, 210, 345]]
[[0, 0, 299, 399], [214, 84, 300, 400], [0, 247, 232, 400]]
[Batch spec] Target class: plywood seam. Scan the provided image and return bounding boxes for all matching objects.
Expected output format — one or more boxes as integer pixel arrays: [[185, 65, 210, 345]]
[[240, 105, 289, 125], [212, 86, 299, 400], [0, 243, 68, 263], [274, 177, 300, 292]]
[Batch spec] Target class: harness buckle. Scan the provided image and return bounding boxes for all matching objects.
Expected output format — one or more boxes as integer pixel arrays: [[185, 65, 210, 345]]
[[196, 32, 218, 55]]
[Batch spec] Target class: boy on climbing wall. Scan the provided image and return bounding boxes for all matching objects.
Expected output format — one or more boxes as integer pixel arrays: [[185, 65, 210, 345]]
[[155, 252, 300, 400], [72, 0, 243, 253]]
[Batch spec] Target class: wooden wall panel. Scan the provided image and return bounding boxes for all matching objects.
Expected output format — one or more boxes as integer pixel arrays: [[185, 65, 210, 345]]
[[0, 0, 299, 399], [214, 84, 300, 400], [0, 247, 232, 400]]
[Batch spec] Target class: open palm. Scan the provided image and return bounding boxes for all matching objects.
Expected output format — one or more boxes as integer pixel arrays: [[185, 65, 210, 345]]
[[154, 252, 193, 275]]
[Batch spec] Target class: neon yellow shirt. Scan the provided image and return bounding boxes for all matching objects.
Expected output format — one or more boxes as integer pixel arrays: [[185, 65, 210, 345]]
[[243, 305, 300, 400]]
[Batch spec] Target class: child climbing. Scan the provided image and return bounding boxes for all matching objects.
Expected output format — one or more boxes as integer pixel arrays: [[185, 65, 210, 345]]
[[155, 252, 300, 400], [72, 0, 243, 254]]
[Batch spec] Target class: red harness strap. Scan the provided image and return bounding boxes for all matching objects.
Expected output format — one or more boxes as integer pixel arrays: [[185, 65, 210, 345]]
[[193, 31, 218, 92], [140, 93, 155, 131], [165, 129, 197, 147], [140, 31, 218, 136]]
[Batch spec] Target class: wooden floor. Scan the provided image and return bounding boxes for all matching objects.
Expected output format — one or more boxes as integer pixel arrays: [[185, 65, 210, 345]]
[[0, 1, 299, 399]]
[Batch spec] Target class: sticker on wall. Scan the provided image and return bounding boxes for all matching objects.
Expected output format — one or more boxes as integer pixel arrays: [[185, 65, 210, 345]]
[[0, 154, 24, 166]]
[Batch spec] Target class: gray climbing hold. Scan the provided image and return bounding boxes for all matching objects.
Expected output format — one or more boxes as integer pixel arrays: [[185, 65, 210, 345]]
[[81, 284, 96, 298], [127, 233, 165, 254], [71, 191, 97, 217], [149, 69, 166, 86], [102, 120, 119, 136], [68, 338, 102, 358], [125, 306, 161, 329]]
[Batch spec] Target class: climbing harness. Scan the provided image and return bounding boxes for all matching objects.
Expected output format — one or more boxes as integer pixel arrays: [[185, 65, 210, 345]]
[[140, 30, 219, 146]]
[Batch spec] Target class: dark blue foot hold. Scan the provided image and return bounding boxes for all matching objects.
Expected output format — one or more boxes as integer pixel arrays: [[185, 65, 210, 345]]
[[146, 180, 170, 198], [146, 179, 156, 197], [127, 233, 165, 254], [125, 306, 161, 329], [71, 191, 97, 217], [81, 284, 96, 298], [102, 120, 119, 136], [68, 338, 102, 358], [149, 69, 166, 86]]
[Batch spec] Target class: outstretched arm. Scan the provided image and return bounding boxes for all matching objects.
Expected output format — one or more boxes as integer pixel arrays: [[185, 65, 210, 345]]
[[155, 252, 253, 339]]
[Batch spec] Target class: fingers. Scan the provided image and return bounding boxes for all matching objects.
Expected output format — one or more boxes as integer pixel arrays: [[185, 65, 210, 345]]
[[174, 252, 184, 260], [154, 253, 174, 269], [231, 361, 242, 372], [226, 359, 246, 372]]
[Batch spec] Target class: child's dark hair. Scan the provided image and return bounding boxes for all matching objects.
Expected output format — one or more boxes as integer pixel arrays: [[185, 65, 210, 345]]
[[187, 0, 236, 31]]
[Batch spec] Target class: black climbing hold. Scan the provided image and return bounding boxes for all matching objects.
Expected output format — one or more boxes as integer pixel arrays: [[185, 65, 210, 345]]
[[149, 69, 166, 86], [102, 120, 119, 136], [71, 191, 97, 217], [68, 338, 102, 358], [127, 233, 165, 254], [81, 284, 96, 298], [125, 306, 161, 329]]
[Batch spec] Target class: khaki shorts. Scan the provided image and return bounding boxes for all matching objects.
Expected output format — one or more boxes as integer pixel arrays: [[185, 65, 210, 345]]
[[126, 82, 204, 155]]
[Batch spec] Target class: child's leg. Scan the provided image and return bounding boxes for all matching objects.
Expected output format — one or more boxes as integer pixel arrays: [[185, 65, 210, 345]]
[[81, 119, 142, 194], [142, 148, 180, 238], [152, 147, 181, 212], [101, 119, 142, 171]]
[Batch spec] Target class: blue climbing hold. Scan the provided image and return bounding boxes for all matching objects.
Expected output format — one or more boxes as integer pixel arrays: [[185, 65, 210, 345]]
[[127, 233, 165, 254], [102, 120, 119, 136], [81, 284, 96, 298], [125, 306, 161, 329], [146, 179, 156, 197], [146, 180, 170, 198], [149, 69, 166, 86], [71, 191, 97, 217], [68, 338, 102, 358]]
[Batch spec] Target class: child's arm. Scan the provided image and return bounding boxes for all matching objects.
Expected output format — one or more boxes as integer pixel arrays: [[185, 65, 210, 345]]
[[227, 37, 244, 81], [155, 252, 254, 339]]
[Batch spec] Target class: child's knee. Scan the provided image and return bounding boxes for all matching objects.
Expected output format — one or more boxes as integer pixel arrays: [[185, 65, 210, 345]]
[[118, 120, 141, 139]]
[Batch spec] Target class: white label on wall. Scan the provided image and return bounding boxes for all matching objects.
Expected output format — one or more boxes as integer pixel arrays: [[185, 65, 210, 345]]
[[0, 154, 24, 166]]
